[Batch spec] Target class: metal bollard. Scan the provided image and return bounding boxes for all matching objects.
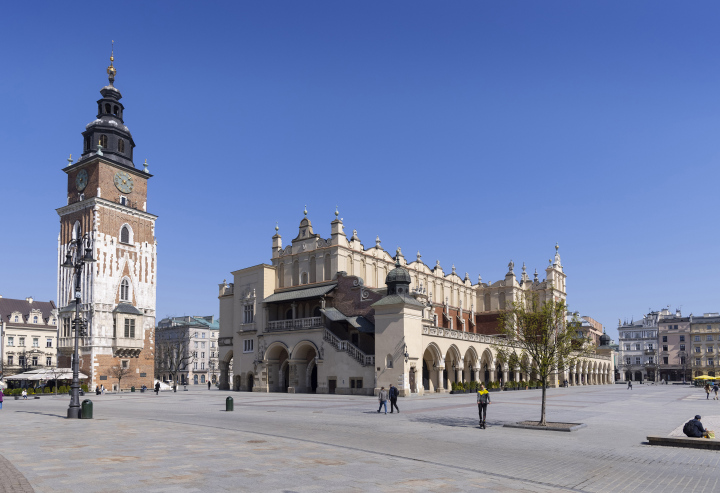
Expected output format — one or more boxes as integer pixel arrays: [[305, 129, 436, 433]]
[[81, 399, 93, 419], [226, 396, 234, 411]]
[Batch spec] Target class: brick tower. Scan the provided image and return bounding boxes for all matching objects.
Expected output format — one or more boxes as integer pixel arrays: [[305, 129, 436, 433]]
[[56, 48, 157, 391]]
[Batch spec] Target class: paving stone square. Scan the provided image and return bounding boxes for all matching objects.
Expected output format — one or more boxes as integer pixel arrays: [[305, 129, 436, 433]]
[[4, 384, 720, 492]]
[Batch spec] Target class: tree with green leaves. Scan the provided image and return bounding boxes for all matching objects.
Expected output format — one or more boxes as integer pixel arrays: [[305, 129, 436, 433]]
[[493, 294, 594, 426]]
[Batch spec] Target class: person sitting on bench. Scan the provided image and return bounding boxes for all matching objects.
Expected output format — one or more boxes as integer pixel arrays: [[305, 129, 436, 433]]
[[684, 415, 710, 438]]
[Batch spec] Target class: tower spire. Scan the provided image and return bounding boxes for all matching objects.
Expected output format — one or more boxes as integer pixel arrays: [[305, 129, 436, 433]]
[[107, 40, 116, 86]]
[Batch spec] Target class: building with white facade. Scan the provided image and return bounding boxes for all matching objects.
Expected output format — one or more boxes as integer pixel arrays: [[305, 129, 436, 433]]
[[0, 297, 58, 379], [156, 316, 219, 386], [617, 310, 666, 382], [218, 209, 613, 395]]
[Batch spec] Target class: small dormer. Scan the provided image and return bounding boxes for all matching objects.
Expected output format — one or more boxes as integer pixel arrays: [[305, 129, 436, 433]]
[[10, 311, 23, 323]]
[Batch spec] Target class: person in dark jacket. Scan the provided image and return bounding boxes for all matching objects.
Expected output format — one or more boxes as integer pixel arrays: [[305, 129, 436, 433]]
[[208, 381, 211, 390], [389, 384, 400, 413], [684, 415, 709, 438], [154, 382, 161, 395], [477, 384, 492, 429]]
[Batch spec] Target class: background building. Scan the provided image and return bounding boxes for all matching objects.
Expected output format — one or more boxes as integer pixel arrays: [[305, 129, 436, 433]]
[[56, 57, 156, 391], [617, 310, 664, 382], [155, 316, 219, 386], [0, 297, 58, 379], [689, 313, 720, 379], [658, 311, 690, 382]]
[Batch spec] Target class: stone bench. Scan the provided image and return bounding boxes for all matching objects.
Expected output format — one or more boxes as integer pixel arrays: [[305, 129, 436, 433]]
[[647, 436, 720, 450]]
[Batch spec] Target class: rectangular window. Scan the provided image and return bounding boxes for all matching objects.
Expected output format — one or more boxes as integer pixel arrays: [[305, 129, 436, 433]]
[[625, 357, 631, 365], [708, 347, 714, 353], [7, 355, 13, 366], [708, 335, 714, 341], [648, 344, 654, 350], [201, 342, 205, 349], [46, 337, 52, 348], [201, 362, 205, 370], [635, 357, 641, 365], [19, 337, 25, 347], [696, 347, 702, 353], [680, 344, 686, 351], [211, 341, 216, 348], [19, 356, 25, 366], [46, 356, 52, 366], [708, 325, 712, 331], [32, 356, 38, 366], [663, 356, 668, 364], [194, 362, 198, 370], [709, 359, 715, 366], [201, 332, 205, 339], [244, 305, 254, 324], [695, 336, 701, 342], [663, 345, 668, 351], [662, 336, 668, 342], [124, 319, 135, 338], [243, 339, 254, 353], [625, 344, 630, 350], [121, 360, 129, 369], [680, 335, 685, 342], [648, 357, 654, 364], [7, 337, 13, 347], [635, 344, 641, 350], [201, 352, 205, 358], [32, 338, 39, 347], [194, 332, 198, 338], [194, 341, 198, 348], [681, 356, 686, 364], [696, 359, 701, 366]]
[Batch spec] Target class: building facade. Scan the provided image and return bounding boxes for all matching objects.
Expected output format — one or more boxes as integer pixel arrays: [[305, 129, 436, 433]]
[[56, 54, 156, 391], [156, 316, 219, 386], [0, 297, 58, 379], [617, 310, 664, 382], [658, 313, 690, 382], [218, 210, 613, 395], [689, 314, 720, 379]]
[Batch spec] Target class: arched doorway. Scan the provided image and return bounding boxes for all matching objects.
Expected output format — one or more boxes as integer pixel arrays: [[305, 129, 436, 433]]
[[634, 371, 642, 382], [484, 365, 490, 384], [422, 344, 441, 392], [291, 342, 318, 393], [266, 343, 290, 392], [625, 370, 631, 381], [219, 351, 233, 390]]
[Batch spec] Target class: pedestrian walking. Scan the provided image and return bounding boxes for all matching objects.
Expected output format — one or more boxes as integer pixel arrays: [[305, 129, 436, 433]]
[[377, 386, 388, 414], [208, 381, 211, 390], [389, 384, 400, 413], [21, 389, 27, 400], [713, 383, 719, 400], [101, 384, 105, 395], [627, 380, 632, 390], [0, 389, 4, 410], [705, 383, 711, 400], [477, 384, 491, 429], [155, 382, 161, 395]]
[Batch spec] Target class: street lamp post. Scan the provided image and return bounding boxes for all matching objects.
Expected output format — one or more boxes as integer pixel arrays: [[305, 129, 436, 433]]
[[61, 232, 94, 419]]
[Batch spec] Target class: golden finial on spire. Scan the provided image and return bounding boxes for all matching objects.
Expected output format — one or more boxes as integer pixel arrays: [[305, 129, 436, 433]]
[[107, 40, 117, 86]]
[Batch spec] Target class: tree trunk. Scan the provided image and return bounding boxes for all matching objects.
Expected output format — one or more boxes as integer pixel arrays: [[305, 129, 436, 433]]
[[540, 378, 547, 426]]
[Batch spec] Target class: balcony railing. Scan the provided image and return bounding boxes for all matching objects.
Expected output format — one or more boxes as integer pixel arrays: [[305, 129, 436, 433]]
[[645, 349, 656, 355], [266, 317, 323, 332], [113, 337, 143, 350]]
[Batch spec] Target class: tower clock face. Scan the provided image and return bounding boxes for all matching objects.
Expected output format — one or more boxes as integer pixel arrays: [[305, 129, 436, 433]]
[[114, 171, 134, 193], [75, 169, 88, 191]]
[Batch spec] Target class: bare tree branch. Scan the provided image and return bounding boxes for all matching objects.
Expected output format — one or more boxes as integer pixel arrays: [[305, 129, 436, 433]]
[[154, 328, 195, 391]]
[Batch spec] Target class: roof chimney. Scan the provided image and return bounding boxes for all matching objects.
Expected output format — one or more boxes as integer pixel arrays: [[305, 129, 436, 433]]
[[26, 296, 33, 303]]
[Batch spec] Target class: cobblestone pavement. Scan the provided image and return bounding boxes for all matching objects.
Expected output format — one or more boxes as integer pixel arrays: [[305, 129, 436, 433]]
[[0, 454, 34, 493], [4, 384, 720, 492]]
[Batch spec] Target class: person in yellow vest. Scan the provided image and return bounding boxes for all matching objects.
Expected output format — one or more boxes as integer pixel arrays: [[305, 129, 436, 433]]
[[477, 384, 492, 429]]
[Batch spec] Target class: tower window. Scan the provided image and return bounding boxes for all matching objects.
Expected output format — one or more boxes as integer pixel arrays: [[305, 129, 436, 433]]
[[105, 103, 111, 113], [113, 105, 119, 115], [120, 279, 130, 301], [120, 226, 130, 243], [84, 136, 90, 151], [99, 135, 108, 148], [118, 139, 125, 153], [124, 319, 135, 338]]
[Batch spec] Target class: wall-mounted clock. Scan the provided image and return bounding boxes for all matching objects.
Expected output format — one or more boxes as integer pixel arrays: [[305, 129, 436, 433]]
[[75, 169, 88, 191], [114, 171, 134, 193]]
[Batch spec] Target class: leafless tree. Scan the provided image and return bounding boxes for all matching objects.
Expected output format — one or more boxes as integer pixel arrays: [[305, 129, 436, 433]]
[[110, 364, 133, 392], [155, 328, 195, 391]]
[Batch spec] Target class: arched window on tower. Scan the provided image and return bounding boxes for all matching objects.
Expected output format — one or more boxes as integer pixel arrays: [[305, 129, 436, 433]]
[[99, 135, 108, 148], [118, 139, 125, 153], [105, 103, 111, 113], [84, 136, 90, 151], [120, 226, 130, 244], [120, 279, 130, 301], [113, 105, 119, 116], [72, 221, 81, 241]]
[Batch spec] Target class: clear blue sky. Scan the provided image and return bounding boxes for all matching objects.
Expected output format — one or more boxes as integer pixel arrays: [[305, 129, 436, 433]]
[[1, 1, 719, 342]]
